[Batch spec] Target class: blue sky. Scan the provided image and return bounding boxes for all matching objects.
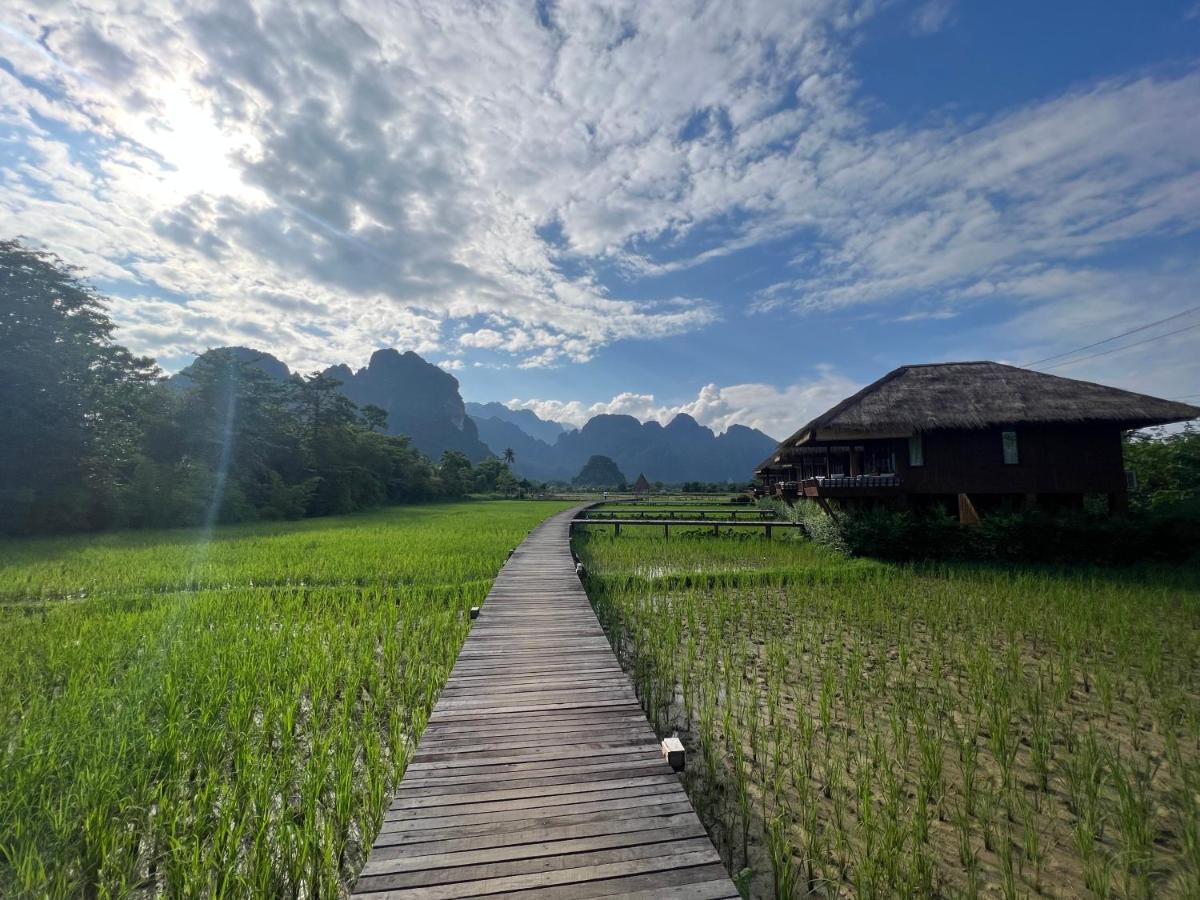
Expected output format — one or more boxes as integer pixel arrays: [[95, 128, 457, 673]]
[[2, 1, 1198, 438]]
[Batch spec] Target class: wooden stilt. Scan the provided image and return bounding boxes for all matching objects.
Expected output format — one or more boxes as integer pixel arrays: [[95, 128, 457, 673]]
[[957, 492, 981, 525]]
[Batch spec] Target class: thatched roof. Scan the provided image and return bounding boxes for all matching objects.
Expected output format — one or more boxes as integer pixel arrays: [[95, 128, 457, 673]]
[[633, 472, 652, 492], [783, 362, 1199, 445], [753, 451, 785, 475]]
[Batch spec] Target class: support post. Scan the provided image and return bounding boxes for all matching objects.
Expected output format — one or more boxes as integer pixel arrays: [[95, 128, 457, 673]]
[[957, 493, 981, 525], [712, 522, 719, 536], [663, 522, 669, 539], [614, 522, 621, 538], [815, 496, 837, 521], [764, 524, 772, 540]]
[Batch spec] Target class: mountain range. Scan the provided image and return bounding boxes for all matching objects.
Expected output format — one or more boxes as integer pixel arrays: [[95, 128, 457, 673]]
[[171, 347, 778, 483], [464, 401, 566, 444]]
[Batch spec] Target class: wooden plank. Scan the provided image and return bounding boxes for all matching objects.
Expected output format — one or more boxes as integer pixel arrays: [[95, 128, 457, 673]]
[[361, 821, 708, 873], [373, 801, 699, 847], [354, 850, 721, 898], [352, 505, 733, 898], [353, 838, 718, 893]]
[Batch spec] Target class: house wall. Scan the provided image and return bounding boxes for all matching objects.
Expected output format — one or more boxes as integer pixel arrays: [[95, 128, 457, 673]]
[[901, 425, 1126, 495], [767, 424, 1128, 495]]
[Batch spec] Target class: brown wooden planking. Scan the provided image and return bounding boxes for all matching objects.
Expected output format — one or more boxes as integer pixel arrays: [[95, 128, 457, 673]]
[[353, 506, 734, 898]]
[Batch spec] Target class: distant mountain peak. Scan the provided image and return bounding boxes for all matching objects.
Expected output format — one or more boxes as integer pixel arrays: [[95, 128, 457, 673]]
[[665, 412, 708, 433], [326, 349, 488, 459], [173, 346, 775, 481], [464, 401, 565, 444], [168, 346, 291, 390]]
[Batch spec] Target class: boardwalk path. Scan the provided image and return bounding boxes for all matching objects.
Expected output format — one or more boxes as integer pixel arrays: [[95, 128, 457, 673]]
[[353, 506, 736, 899]]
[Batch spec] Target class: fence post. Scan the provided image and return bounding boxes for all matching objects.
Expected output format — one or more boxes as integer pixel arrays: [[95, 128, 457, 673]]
[[614, 522, 621, 538]]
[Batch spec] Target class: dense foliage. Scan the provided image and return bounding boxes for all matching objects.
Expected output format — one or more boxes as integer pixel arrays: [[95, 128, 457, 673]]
[[0, 240, 514, 535], [788, 503, 1198, 564], [1125, 423, 1200, 510]]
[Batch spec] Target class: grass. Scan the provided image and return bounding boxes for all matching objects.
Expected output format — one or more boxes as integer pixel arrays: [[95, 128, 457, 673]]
[[0, 500, 572, 898], [575, 526, 1200, 898]]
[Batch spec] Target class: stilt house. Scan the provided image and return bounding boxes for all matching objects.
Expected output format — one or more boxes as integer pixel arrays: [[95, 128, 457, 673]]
[[753, 362, 1199, 521]]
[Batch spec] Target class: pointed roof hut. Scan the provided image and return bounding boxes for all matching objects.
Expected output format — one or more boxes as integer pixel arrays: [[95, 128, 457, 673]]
[[633, 472, 652, 496]]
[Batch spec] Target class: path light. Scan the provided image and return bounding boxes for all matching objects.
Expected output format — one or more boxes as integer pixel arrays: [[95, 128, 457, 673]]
[[662, 735, 685, 771], [469, 606, 480, 620]]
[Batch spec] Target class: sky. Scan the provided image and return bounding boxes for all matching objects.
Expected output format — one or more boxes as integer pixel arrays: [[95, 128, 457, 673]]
[[2, 1, 1199, 440]]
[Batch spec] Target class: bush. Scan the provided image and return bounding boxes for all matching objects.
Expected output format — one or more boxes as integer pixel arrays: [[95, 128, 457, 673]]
[[799, 504, 1200, 565]]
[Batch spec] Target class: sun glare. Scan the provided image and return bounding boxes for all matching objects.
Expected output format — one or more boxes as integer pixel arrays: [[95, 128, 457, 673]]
[[126, 84, 257, 201]]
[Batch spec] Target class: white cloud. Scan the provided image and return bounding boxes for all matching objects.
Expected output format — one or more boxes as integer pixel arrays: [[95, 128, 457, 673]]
[[748, 72, 1200, 315], [911, 0, 956, 35], [0, 0, 1196, 383], [458, 329, 506, 350], [510, 366, 859, 438]]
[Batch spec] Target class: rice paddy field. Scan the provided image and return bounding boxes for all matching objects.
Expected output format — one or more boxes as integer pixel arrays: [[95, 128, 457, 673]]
[[574, 525, 1200, 899], [0, 500, 572, 898]]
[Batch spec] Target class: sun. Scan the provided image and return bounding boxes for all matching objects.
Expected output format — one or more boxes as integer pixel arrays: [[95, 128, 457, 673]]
[[122, 82, 259, 202]]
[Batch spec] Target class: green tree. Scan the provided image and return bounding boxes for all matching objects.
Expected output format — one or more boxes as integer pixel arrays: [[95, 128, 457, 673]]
[[0, 239, 160, 533], [1124, 424, 1200, 510], [171, 349, 304, 522], [362, 404, 389, 433], [438, 449, 474, 497], [1, 238, 455, 534]]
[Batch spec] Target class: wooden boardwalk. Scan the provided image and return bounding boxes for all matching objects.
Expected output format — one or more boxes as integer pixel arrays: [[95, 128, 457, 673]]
[[352, 506, 736, 900]]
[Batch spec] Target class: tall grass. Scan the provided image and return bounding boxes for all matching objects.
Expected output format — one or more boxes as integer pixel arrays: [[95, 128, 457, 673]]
[[0, 501, 571, 897], [576, 528, 1200, 898]]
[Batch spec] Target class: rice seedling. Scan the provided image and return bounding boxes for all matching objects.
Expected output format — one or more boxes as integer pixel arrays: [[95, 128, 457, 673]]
[[575, 525, 1200, 898], [0, 500, 571, 897]]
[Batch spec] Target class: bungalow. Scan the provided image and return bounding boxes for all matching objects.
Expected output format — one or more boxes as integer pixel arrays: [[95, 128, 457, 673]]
[[754, 362, 1199, 521]]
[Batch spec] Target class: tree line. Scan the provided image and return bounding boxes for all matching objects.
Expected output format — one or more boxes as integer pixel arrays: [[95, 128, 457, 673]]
[[0, 240, 524, 535]]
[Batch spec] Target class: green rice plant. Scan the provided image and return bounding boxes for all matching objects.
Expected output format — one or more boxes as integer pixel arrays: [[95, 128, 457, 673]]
[[575, 524, 1200, 898], [1110, 748, 1158, 898], [0, 500, 572, 897], [767, 813, 798, 899]]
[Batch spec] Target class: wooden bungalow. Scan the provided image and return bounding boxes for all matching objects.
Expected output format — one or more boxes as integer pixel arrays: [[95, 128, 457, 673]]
[[754, 362, 1199, 521]]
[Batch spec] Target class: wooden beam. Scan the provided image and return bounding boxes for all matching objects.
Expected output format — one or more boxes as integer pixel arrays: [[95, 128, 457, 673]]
[[815, 496, 837, 521], [957, 492, 981, 525]]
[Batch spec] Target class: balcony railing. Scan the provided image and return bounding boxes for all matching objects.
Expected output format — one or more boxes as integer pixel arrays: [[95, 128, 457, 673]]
[[774, 474, 903, 495]]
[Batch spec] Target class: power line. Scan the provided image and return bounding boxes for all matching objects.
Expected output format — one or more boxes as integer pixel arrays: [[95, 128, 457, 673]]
[[1021, 304, 1200, 367], [1039, 320, 1200, 371]]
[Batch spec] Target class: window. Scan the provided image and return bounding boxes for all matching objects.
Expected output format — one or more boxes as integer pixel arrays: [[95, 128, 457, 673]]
[[1002, 430, 1019, 465], [864, 446, 896, 475], [908, 433, 924, 467]]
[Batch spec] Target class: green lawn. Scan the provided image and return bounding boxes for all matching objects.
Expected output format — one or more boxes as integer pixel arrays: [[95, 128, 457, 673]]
[[575, 527, 1200, 899], [0, 500, 572, 898]]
